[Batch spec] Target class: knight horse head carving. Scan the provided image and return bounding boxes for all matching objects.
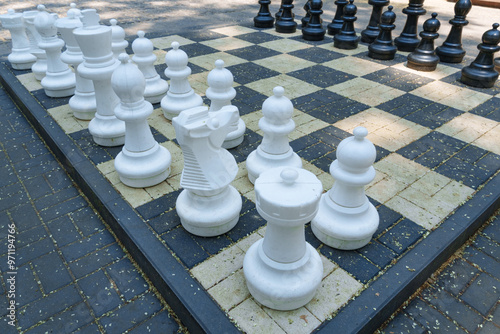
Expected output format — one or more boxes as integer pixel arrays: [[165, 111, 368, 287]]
[[173, 105, 239, 194]]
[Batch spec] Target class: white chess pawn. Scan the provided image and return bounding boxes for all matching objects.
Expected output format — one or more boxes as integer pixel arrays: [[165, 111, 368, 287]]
[[0, 9, 37, 70], [23, 8, 47, 80], [131, 30, 168, 104], [206, 59, 246, 149], [34, 5, 75, 97], [246, 86, 302, 184], [112, 54, 171, 188], [312, 126, 379, 250], [110, 19, 128, 58], [173, 105, 242, 237], [243, 167, 323, 310], [55, 4, 97, 120], [161, 41, 203, 120], [73, 9, 125, 146]]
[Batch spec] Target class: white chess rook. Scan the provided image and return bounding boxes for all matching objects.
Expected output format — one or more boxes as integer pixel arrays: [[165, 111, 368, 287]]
[[55, 4, 97, 120], [243, 167, 323, 310], [132, 30, 168, 104], [206, 59, 246, 149], [34, 5, 75, 97], [22, 9, 47, 80], [112, 54, 171, 188], [161, 41, 203, 120], [0, 9, 37, 70], [73, 9, 125, 146], [312, 126, 379, 250], [173, 105, 241, 237], [246, 86, 302, 184]]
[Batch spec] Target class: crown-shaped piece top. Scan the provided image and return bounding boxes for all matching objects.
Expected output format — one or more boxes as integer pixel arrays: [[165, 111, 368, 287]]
[[165, 41, 188, 70], [111, 53, 146, 103], [80, 9, 100, 29], [207, 60, 234, 90], [0, 9, 24, 27], [131, 31, 153, 56], [262, 86, 293, 123], [336, 126, 376, 172]]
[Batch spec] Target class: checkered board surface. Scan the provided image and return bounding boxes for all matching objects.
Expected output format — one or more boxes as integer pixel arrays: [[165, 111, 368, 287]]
[[13, 24, 500, 333]]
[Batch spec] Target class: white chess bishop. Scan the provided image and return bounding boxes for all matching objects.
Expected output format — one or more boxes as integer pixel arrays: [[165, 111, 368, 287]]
[[311, 126, 379, 250], [161, 42, 203, 119], [34, 5, 75, 97], [173, 105, 242, 237], [110, 19, 128, 58], [55, 4, 97, 120], [22, 8, 47, 80], [73, 9, 125, 147], [243, 166, 323, 310], [246, 86, 302, 184], [206, 59, 246, 149], [0, 9, 37, 70], [111, 54, 171, 188], [132, 31, 168, 104]]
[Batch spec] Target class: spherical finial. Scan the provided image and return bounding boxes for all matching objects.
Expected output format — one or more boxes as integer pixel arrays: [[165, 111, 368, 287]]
[[353, 126, 368, 140], [494, 23, 499, 30], [118, 53, 129, 64], [388, 5, 393, 11], [37, 4, 46, 11], [273, 86, 285, 98], [280, 168, 299, 185], [110, 18, 117, 26], [431, 12, 437, 19], [70, 3, 76, 9], [171, 41, 180, 50], [215, 59, 224, 69], [137, 30, 145, 38]]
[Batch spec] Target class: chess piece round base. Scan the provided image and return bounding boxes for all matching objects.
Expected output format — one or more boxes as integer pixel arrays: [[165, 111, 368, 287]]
[[161, 90, 204, 120], [312, 196, 379, 250], [31, 55, 47, 80], [176, 186, 242, 237], [254, 15, 274, 28], [243, 239, 323, 310], [407, 52, 440, 72], [435, 45, 465, 63], [394, 37, 420, 52], [115, 143, 171, 188], [461, 66, 499, 88], [40, 67, 76, 97], [368, 43, 397, 60], [222, 118, 246, 149], [88, 115, 126, 147], [327, 22, 342, 36], [275, 21, 297, 34], [144, 79, 169, 104], [8, 53, 36, 70], [302, 28, 326, 41], [361, 29, 379, 44], [70, 92, 97, 120], [246, 146, 302, 184]]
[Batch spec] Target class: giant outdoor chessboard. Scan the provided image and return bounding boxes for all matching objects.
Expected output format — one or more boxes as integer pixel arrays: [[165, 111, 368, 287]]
[[6, 24, 500, 333]]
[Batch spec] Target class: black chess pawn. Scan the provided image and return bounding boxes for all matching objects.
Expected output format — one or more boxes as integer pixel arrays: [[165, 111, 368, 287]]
[[301, 0, 311, 28], [327, 0, 348, 35], [254, 0, 275, 28], [407, 13, 441, 71], [361, 0, 389, 44], [461, 23, 500, 88], [302, 0, 326, 41], [435, 0, 472, 63], [334, 0, 360, 49], [395, 0, 427, 52], [368, 6, 397, 60], [275, 0, 284, 20], [276, 0, 297, 33]]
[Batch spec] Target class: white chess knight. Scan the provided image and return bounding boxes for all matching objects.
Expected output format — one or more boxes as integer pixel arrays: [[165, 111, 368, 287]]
[[111, 54, 171, 188], [161, 41, 203, 120], [206, 59, 246, 149], [73, 9, 125, 147], [22, 8, 47, 80], [173, 105, 242, 237], [34, 5, 75, 97], [243, 166, 323, 310], [132, 31, 168, 104], [0, 9, 37, 70], [311, 126, 379, 250], [55, 4, 97, 120], [246, 86, 302, 184]]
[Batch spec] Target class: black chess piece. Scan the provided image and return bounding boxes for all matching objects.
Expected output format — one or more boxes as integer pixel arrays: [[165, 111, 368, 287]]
[[495, 57, 500, 74], [395, 0, 427, 52], [327, 0, 348, 35], [275, 0, 284, 20], [361, 0, 389, 44], [254, 0, 275, 28], [276, 0, 297, 33], [301, 0, 311, 28], [435, 0, 472, 63], [368, 6, 397, 60], [334, 0, 360, 49], [407, 13, 441, 71], [461, 23, 500, 88], [302, 0, 326, 41]]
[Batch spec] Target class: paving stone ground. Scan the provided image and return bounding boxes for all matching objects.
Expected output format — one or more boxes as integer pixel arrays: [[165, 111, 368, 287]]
[[0, 87, 183, 333]]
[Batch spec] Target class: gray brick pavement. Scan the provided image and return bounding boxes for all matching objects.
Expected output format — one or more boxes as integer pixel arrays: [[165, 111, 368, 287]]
[[0, 87, 182, 333]]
